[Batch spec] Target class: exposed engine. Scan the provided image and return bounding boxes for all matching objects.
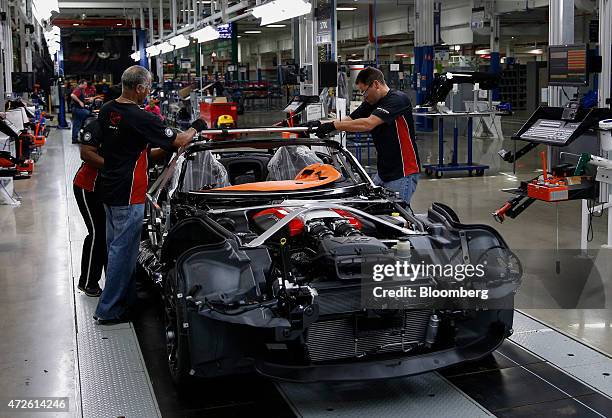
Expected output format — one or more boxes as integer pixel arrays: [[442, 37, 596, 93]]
[[251, 206, 396, 282]]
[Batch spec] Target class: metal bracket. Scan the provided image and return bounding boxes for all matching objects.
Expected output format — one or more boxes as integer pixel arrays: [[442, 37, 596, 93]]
[[459, 231, 471, 264]]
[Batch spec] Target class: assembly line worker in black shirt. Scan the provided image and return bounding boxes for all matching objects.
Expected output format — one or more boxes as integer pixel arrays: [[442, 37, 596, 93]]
[[73, 117, 106, 297], [316, 67, 420, 204], [94, 65, 207, 325]]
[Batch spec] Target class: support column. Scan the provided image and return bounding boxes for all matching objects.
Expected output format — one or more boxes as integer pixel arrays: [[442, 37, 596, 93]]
[[172, 0, 177, 34], [57, 41, 69, 128], [599, 0, 612, 248], [158, 0, 164, 81], [490, 12, 501, 100], [599, 0, 611, 109], [138, 30, 148, 69], [548, 0, 574, 107], [298, 0, 318, 95], [0, 0, 6, 109], [231, 22, 238, 81], [3, 0, 13, 97], [414, 0, 435, 131], [148, 0, 154, 73]]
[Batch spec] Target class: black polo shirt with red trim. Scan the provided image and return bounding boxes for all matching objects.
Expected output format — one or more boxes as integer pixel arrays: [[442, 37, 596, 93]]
[[350, 90, 420, 182], [74, 116, 102, 192], [98, 100, 177, 206]]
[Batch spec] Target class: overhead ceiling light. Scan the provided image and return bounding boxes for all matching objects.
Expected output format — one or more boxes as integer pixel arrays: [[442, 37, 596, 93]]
[[244, 30, 262, 34], [252, 0, 311, 26], [169, 34, 190, 49], [336, 7, 356, 11], [116, 23, 123, 26], [72, 23, 80, 26], [527, 48, 543, 55], [131, 51, 141, 61], [146, 44, 160, 57], [190, 26, 220, 43], [475, 48, 491, 55], [266, 24, 286, 28], [347, 58, 361, 62], [454, 45, 461, 51], [237, 35, 242, 38]]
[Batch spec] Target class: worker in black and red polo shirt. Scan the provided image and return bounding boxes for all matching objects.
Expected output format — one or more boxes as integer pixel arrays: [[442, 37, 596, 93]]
[[316, 67, 420, 204], [94, 65, 205, 325], [73, 116, 106, 297]]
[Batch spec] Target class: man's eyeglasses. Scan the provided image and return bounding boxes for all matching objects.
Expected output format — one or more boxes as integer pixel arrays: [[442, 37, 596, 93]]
[[359, 83, 374, 100]]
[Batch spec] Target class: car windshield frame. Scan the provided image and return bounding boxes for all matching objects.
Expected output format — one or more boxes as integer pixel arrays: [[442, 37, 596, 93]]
[[148, 138, 374, 201]]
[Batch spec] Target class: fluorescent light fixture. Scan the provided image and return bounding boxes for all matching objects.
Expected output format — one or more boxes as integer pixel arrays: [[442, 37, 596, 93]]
[[336, 7, 356, 10], [146, 45, 160, 57], [347, 58, 361, 62], [237, 35, 242, 38], [475, 48, 490, 55], [266, 24, 286, 28], [169, 34, 190, 49], [116, 23, 123, 26], [158, 41, 174, 54], [244, 30, 262, 34], [252, 0, 311, 26], [131, 51, 141, 61], [72, 23, 80, 26], [527, 48, 543, 55], [190, 26, 220, 43]]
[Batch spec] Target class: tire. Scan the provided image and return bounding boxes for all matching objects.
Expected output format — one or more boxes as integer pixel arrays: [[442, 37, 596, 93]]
[[164, 268, 194, 391], [476, 169, 485, 176], [424, 167, 432, 176], [435, 171, 444, 179]]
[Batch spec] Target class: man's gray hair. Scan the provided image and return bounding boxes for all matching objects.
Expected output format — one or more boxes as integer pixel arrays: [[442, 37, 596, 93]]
[[121, 65, 151, 90]]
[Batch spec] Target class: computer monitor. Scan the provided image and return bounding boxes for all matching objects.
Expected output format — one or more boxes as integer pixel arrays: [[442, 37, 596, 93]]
[[548, 44, 589, 86]]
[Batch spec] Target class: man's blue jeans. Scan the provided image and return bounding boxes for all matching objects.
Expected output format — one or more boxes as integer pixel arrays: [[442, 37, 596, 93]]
[[373, 173, 419, 204], [71, 107, 90, 142], [95, 204, 144, 320]]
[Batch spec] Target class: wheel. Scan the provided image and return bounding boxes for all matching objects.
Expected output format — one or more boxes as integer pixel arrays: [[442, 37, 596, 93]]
[[476, 169, 485, 176], [164, 268, 194, 391], [468, 170, 473, 176], [424, 167, 432, 176], [435, 171, 444, 179]]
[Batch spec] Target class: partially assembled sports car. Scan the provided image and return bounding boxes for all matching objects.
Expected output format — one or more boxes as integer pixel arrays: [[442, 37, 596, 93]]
[[139, 135, 520, 386]]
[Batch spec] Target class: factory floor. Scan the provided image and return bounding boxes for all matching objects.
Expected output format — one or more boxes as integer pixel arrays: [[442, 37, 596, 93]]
[[0, 111, 609, 417]]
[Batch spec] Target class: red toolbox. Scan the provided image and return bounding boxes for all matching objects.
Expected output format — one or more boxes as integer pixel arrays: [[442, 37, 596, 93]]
[[199, 101, 238, 129]]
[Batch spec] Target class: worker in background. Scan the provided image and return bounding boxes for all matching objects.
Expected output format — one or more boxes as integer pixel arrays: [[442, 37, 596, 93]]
[[73, 116, 106, 297], [94, 65, 206, 325], [70, 79, 93, 144], [85, 81, 97, 98], [315, 67, 420, 204], [145, 97, 163, 120]]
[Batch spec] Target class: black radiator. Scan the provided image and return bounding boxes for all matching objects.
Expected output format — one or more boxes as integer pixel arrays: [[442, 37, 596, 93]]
[[306, 309, 432, 363]]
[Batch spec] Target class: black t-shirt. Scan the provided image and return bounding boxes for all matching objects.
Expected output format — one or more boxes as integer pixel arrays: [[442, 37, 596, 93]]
[[350, 90, 420, 182], [98, 100, 177, 206]]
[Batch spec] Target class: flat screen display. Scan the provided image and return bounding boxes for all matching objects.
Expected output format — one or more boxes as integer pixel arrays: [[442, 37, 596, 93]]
[[548, 44, 588, 86]]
